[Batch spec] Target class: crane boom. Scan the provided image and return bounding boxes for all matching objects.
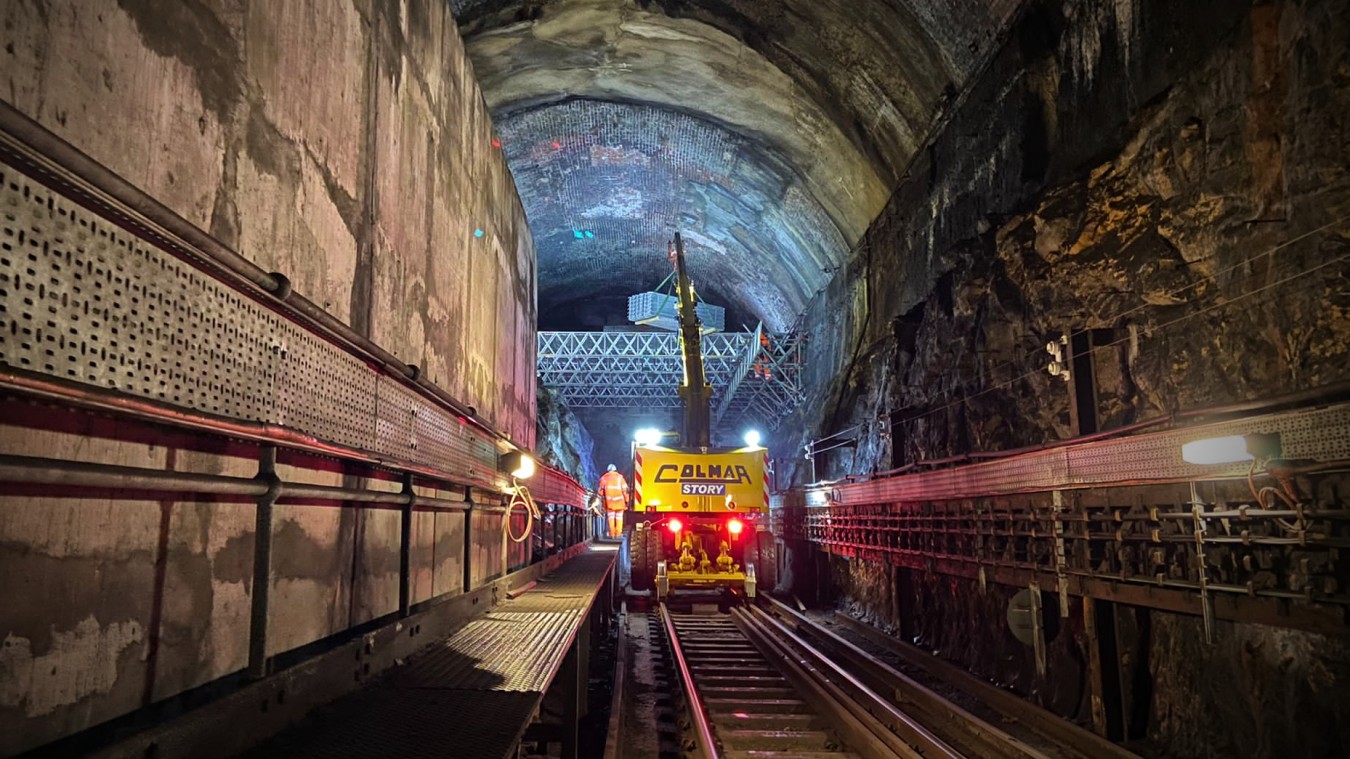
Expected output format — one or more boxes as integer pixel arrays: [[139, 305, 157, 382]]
[[627, 233, 767, 601], [672, 232, 712, 448]]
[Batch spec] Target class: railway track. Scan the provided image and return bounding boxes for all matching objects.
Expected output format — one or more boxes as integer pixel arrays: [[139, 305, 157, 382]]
[[629, 597, 1140, 759], [811, 606, 1139, 759]]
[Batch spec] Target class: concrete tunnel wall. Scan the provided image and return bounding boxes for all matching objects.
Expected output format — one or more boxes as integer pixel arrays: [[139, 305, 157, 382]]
[[0, 0, 538, 753]]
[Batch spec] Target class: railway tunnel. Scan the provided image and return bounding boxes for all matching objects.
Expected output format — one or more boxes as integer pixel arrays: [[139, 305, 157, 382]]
[[1, 1, 1348, 758]]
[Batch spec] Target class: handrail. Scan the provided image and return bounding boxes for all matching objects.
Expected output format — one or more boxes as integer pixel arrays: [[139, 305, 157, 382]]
[[660, 603, 720, 759], [0, 454, 471, 511]]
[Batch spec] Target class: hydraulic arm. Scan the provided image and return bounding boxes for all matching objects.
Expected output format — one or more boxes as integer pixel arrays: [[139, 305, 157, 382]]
[[672, 232, 712, 448]]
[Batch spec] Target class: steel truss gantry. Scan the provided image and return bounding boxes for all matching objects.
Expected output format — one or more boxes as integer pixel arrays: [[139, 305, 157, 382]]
[[537, 328, 806, 435]]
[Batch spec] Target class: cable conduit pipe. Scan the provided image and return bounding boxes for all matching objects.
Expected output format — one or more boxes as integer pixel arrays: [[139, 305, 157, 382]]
[[0, 454, 475, 511], [0, 369, 501, 496]]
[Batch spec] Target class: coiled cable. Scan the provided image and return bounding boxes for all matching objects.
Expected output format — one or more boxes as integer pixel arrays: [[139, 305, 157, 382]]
[[505, 478, 541, 544]]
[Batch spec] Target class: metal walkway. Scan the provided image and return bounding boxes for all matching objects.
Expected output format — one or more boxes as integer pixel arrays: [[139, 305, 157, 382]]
[[244, 550, 617, 759]]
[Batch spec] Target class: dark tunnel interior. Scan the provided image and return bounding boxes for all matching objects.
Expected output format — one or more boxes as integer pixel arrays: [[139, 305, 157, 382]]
[[0, 1, 1347, 757]]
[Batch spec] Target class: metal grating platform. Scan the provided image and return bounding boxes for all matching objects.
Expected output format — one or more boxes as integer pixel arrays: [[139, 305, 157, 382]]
[[244, 550, 615, 759]]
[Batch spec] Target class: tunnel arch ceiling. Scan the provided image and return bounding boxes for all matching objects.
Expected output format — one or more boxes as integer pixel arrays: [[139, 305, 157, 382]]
[[499, 98, 844, 329], [454, 0, 1020, 329]]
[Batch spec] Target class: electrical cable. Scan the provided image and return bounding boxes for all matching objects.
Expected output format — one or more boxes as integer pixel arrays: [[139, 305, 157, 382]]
[[504, 478, 540, 544], [1247, 460, 1304, 534]]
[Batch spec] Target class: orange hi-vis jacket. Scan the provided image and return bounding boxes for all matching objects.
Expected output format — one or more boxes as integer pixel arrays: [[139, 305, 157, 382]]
[[597, 470, 630, 512]]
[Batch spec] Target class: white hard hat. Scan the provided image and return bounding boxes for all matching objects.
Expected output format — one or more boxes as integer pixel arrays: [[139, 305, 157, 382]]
[[607, 464, 617, 472]]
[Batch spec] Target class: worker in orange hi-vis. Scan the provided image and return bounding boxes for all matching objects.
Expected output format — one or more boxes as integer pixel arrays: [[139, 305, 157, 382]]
[[596, 464, 631, 538]]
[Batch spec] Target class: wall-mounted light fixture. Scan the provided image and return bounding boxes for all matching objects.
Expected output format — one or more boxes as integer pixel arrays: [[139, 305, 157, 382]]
[[1181, 432, 1282, 465], [500, 450, 536, 480]]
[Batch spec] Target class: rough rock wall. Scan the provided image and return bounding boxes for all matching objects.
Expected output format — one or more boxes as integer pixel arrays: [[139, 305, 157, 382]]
[[536, 385, 600, 491], [455, 0, 1028, 329], [788, 0, 1349, 482], [0, 0, 530, 753], [791, 1, 1350, 756], [835, 559, 1092, 716]]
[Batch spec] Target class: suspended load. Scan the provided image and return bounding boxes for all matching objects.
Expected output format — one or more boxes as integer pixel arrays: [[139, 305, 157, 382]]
[[627, 291, 725, 333]]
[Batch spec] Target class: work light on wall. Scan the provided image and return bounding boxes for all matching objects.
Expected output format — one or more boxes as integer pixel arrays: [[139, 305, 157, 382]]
[[1180, 433, 1282, 465], [500, 450, 536, 480]]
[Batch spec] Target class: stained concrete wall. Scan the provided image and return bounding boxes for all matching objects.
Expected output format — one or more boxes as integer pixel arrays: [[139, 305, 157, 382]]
[[1, 0, 534, 443], [789, 1, 1350, 756], [0, 0, 532, 753]]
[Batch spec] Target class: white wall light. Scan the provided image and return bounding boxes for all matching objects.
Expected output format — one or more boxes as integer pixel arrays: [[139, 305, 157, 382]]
[[501, 451, 536, 479], [1181, 433, 1282, 465]]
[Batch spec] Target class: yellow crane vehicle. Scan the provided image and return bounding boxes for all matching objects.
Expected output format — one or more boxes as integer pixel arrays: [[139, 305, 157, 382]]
[[627, 233, 769, 600]]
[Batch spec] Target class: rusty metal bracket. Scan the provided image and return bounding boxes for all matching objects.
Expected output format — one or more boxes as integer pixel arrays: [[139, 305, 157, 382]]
[[1191, 482, 1214, 643], [1052, 490, 1070, 618], [249, 446, 282, 679]]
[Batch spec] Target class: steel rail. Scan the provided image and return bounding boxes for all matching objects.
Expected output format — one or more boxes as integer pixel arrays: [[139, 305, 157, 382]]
[[759, 598, 1052, 759], [659, 603, 721, 759], [735, 606, 957, 759], [827, 612, 1141, 759], [761, 596, 1138, 759]]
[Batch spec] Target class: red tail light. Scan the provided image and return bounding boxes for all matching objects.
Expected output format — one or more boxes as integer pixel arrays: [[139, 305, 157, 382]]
[[727, 518, 744, 536], [667, 518, 683, 533]]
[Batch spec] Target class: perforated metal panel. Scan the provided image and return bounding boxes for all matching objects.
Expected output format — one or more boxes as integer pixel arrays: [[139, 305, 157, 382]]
[[1, 165, 280, 419], [0, 157, 538, 496], [277, 327, 377, 449], [376, 378, 499, 485], [829, 402, 1350, 506], [401, 610, 581, 691], [248, 551, 616, 759]]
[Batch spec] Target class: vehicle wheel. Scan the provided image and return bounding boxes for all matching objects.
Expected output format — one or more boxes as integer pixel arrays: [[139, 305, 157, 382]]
[[742, 531, 760, 574], [644, 524, 663, 578], [629, 525, 655, 591]]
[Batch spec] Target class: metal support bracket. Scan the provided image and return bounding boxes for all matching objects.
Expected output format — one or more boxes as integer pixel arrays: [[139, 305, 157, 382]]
[[399, 473, 414, 618], [1029, 581, 1047, 679], [248, 446, 281, 679], [463, 486, 475, 594], [1191, 482, 1215, 643], [1052, 490, 1070, 618]]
